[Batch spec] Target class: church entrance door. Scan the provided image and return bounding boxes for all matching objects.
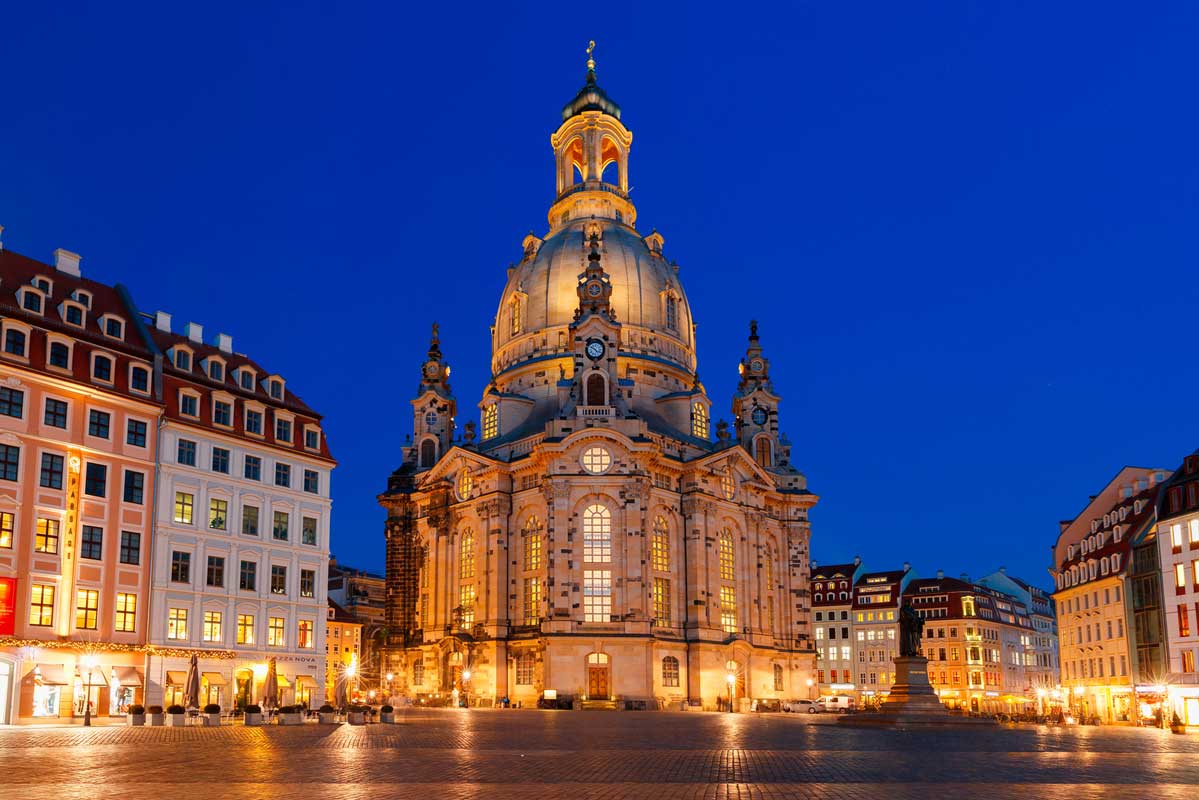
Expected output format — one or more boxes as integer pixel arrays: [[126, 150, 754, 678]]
[[588, 666, 609, 698]]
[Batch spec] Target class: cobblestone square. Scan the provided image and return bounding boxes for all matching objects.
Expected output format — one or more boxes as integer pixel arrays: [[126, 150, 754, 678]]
[[1, 709, 1196, 799]]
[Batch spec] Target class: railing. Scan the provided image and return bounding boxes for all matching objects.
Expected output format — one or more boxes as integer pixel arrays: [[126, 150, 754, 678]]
[[557, 181, 627, 200], [577, 406, 613, 419]]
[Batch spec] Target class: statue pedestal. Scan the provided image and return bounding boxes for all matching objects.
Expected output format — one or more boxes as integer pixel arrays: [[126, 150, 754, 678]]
[[840, 656, 995, 728]]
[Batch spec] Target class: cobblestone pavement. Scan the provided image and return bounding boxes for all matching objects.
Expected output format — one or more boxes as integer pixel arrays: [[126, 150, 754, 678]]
[[1, 710, 1196, 799]]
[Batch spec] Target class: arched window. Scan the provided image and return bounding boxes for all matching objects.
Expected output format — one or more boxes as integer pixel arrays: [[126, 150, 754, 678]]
[[482, 405, 499, 440], [665, 295, 678, 331], [3, 328, 26, 357], [662, 656, 680, 687], [523, 516, 542, 571], [692, 403, 709, 439], [583, 504, 611, 562], [510, 295, 522, 336], [419, 439, 436, 468], [457, 469, 473, 501], [48, 341, 69, 369], [764, 545, 774, 586], [719, 528, 735, 581], [754, 437, 772, 468], [459, 528, 475, 580], [720, 467, 735, 500], [412, 659, 424, 686], [586, 373, 606, 406], [587, 652, 610, 665], [515, 653, 534, 685], [651, 516, 669, 571], [773, 663, 783, 692]]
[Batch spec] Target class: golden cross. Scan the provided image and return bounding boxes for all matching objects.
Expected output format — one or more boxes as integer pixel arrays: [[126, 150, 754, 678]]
[[586, 40, 596, 71]]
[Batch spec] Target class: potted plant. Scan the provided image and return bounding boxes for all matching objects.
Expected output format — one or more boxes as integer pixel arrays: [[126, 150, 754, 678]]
[[317, 704, 337, 724], [148, 705, 165, 726], [244, 703, 263, 726], [203, 703, 222, 726], [380, 704, 395, 723], [277, 704, 304, 725], [127, 703, 146, 726], [1172, 711, 1187, 734], [166, 704, 187, 727], [347, 704, 369, 725]]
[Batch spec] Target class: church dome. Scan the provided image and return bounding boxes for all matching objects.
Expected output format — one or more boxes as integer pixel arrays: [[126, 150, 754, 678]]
[[491, 218, 696, 377]]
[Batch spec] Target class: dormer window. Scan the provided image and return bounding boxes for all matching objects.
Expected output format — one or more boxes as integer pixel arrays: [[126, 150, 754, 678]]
[[208, 360, 224, 382], [174, 350, 191, 371], [48, 341, 70, 369], [482, 404, 499, 440], [304, 427, 321, 450], [33, 276, 52, 293], [268, 379, 283, 400], [239, 369, 255, 391], [101, 315, 124, 339], [179, 392, 199, 418], [63, 304, 84, 326], [665, 295, 678, 331], [275, 418, 292, 443], [92, 354, 113, 382], [72, 290, 91, 308], [20, 290, 43, 314], [3, 328, 26, 357]]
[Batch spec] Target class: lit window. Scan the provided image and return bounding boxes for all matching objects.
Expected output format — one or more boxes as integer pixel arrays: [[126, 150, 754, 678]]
[[273, 510, 289, 540], [665, 295, 677, 331], [35, 518, 59, 554], [721, 585, 737, 632], [302, 517, 318, 546], [457, 469, 473, 501], [523, 516, 542, 571], [651, 516, 670, 571], [515, 653, 534, 685], [167, 608, 188, 640], [203, 611, 222, 642], [114, 593, 137, 632], [662, 655, 680, 687], [583, 504, 611, 562], [511, 295, 522, 336], [692, 403, 709, 439], [581, 446, 611, 474], [298, 619, 314, 649], [75, 589, 99, 630], [720, 468, 735, 500], [174, 492, 194, 524], [0, 511, 11, 548], [271, 564, 287, 595], [482, 405, 498, 440], [242, 505, 259, 536], [237, 614, 255, 644], [653, 577, 671, 626], [524, 577, 541, 625], [1178, 563, 1188, 589], [458, 584, 476, 628], [29, 584, 54, 627], [459, 528, 475, 579], [584, 570, 612, 622], [268, 616, 285, 647], [719, 528, 735, 581], [209, 498, 228, 530]]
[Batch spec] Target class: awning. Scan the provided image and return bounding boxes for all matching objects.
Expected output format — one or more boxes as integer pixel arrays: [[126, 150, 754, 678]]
[[295, 675, 319, 689], [34, 664, 68, 685], [165, 670, 187, 686], [276, 675, 292, 688], [79, 667, 108, 686], [113, 667, 143, 687], [202, 672, 227, 686]]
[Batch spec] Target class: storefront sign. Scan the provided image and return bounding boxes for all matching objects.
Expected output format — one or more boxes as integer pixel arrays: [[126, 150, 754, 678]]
[[0, 577, 15, 635]]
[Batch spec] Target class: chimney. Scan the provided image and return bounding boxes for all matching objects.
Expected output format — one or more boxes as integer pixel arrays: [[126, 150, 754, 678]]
[[53, 248, 81, 276], [903, 561, 911, 573], [936, 569, 944, 579], [186, 322, 203, 343], [960, 572, 970, 582], [853, 555, 861, 566], [155, 311, 172, 332], [999, 566, 1007, 575], [215, 333, 233, 354], [810, 559, 818, 570]]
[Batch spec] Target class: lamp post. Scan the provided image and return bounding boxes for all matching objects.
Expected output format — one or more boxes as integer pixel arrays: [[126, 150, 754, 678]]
[[462, 669, 472, 709], [385, 672, 394, 704], [81, 654, 97, 727], [725, 672, 736, 714]]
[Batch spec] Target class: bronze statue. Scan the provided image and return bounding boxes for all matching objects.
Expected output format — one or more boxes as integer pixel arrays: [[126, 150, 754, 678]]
[[899, 601, 924, 657]]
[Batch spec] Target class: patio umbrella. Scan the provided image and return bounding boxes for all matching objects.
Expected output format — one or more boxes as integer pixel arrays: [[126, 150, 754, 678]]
[[335, 676, 348, 710], [262, 658, 279, 710], [183, 653, 201, 709]]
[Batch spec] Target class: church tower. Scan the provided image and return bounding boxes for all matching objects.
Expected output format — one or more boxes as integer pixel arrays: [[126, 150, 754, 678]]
[[410, 323, 456, 470], [733, 321, 784, 469], [568, 231, 623, 413]]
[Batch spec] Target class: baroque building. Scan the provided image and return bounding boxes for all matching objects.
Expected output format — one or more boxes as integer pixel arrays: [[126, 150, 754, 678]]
[[379, 51, 817, 710]]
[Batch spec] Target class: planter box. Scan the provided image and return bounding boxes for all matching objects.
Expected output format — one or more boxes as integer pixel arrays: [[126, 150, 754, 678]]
[[277, 713, 304, 726], [149, 713, 165, 726], [127, 713, 146, 726], [205, 713, 221, 727], [167, 714, 187, 727], [347, 711, 366, 726], [244, 713, 264, 726], [318, 712, 337, 724], [380, 712, 395, 724]]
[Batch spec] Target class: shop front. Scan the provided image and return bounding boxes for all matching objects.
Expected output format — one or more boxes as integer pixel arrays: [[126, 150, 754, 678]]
[[12, 650, 145, 722]]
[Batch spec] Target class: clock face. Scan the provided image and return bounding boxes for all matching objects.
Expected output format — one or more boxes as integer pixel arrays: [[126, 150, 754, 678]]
[[750, 358, 764, 373], [587, 282, 602, 297], [586, 340, 605, 360], [751, 407, 768, 426], [424, 362, 439, 378]]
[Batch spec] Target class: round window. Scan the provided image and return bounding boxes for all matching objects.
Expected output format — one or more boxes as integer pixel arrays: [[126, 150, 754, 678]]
[[581, 446, 612, 474], [456, 469, 473, 501]]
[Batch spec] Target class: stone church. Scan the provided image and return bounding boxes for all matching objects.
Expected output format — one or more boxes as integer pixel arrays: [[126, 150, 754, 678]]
[[379, 50, 817, 710]]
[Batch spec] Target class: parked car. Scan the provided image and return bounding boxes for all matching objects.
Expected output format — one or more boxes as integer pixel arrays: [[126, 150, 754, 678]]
[[782, 699, 822, 714], [818, 695, 856, 713]]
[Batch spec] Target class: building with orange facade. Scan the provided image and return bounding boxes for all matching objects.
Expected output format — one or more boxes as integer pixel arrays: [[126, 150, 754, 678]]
[[0, 242, 159, 723]]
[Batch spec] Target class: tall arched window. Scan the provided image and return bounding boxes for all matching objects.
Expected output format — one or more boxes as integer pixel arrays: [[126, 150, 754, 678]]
[[482, 405, 498, 440], [586, 373, 606, 406], [583, 504, 611, 562], [764, 545, 774, 587], [651, 516, 669, 571], [665, 295, 678, 331], [662, 655, 680, 687], [773, 663, 783, 692], [692, 403, 709, 439], [419, 439, 436, 468], [510, 295, 522, 336], [754, 437, 772, 468], [459, 528, 475, 580], [719, 528, 735, 581], [523, 516, 542, 571]]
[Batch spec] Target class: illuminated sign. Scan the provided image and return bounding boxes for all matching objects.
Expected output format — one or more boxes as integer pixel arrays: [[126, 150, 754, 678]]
[[0, 577, 15, 635]]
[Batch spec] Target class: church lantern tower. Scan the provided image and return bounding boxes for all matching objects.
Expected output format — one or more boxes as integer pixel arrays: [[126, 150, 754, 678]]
[[410, 323, 456, 470], [733, 320, 784, 469]]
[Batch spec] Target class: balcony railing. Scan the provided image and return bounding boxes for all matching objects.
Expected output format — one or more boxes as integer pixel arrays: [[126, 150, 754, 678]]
[[577, 406, 613, 419], [557, 181, 627, 200]]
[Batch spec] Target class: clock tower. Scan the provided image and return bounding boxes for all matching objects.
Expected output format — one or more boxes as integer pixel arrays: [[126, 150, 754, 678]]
[[733, 320, 783, 468], [569, 230, 622, 414], [410, 322, 456, 469]]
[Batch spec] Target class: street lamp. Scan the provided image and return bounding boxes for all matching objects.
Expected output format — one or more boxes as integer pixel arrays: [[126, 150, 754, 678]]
[[806, 677, 815, 701], [385, 672, 394, 703], [461, 669, 472, 709], [725, 672, 736, 714], [81, 654, 97, 727]]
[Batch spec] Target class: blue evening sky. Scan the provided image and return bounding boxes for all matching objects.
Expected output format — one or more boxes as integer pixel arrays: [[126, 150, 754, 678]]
[[2, 3, 1197, 588]]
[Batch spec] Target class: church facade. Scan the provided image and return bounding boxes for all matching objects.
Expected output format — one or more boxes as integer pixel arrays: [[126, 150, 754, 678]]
[[379, 51, 818, 710]]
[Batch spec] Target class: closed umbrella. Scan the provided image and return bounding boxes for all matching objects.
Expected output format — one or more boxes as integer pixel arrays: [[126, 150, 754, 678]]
[[184, 653, 201, 710], [335, 677, 348, 711], [262, 658, 279, 711]]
